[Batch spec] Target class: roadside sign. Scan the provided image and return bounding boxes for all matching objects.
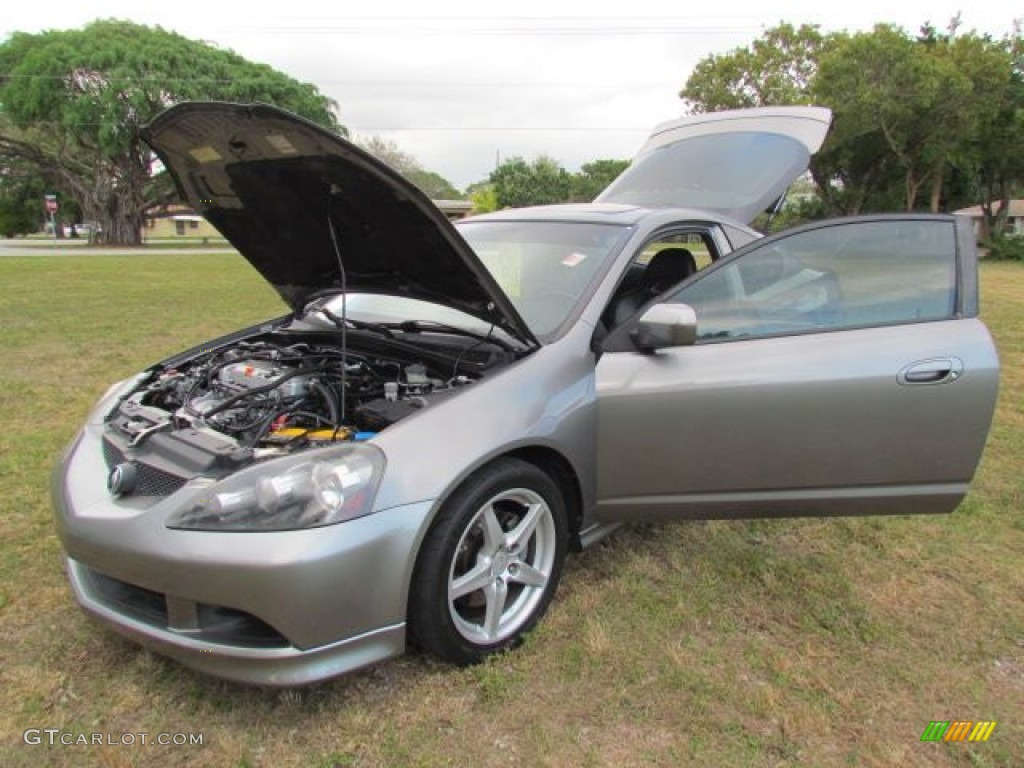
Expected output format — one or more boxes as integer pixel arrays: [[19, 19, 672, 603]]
[[44, 194, 58, 213]]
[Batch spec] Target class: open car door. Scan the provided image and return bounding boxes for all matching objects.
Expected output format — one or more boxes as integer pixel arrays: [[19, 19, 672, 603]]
[[595, 214, 999, 521]]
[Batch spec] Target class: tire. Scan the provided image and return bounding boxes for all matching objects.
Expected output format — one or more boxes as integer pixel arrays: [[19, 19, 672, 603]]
[[408, 457, 569, 666]]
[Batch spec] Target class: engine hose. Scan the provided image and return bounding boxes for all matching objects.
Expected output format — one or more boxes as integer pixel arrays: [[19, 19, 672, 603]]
[[202, 364, 335, 418], [311, 380, 339, 424]]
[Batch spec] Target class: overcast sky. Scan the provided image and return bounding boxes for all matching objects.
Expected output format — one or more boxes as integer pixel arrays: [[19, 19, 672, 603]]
[[2, 1, 1018, 189]]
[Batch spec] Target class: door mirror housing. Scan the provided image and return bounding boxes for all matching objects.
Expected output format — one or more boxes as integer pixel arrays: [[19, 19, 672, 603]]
[[631, 303, 697, 351]]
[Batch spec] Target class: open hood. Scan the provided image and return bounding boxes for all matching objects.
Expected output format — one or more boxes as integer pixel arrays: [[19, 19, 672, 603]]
[[142, 102, 538, 347], [596, 106, 832, 223]]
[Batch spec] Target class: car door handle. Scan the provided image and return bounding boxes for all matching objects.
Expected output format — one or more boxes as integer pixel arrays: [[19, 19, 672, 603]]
[[897, 357, 963, 385]]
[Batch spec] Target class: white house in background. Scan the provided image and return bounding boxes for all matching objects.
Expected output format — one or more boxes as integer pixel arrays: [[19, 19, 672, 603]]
[[954, 200, 1024, 238], [144, 204, 222, 240], [434, 199, 473, 220]]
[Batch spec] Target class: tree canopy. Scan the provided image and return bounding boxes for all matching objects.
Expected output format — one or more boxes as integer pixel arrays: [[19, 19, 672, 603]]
[[681, 21, 1023, 237], [0, 19, 340, 243], [571, 159, 629, 202], [489, 156, 572, 208], [471, 156, 630, 210], [681, 23, 834, 112]]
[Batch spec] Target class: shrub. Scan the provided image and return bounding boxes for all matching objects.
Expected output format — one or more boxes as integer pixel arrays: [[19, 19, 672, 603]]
[[981, 235, 1024, 261]]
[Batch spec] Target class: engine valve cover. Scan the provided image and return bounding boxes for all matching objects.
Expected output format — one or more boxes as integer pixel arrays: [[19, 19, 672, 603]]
[[220, 360, 310, 398]]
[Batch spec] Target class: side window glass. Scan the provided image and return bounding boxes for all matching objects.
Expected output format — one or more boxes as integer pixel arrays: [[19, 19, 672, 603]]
[[670, 219, 957, 341]]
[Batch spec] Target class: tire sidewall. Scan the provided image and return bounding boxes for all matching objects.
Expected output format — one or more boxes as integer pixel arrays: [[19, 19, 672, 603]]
[[409, 457, 569, 665]]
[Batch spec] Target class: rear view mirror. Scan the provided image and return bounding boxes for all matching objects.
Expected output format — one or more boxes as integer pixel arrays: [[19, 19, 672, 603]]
[[631, 303, 697, 351]]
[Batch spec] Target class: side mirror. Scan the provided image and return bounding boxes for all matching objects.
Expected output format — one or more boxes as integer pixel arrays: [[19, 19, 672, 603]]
[[630, 303, 697, 351]]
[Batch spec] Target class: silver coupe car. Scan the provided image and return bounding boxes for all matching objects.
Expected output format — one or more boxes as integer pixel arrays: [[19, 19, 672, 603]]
[[52, 103, 999, 685]]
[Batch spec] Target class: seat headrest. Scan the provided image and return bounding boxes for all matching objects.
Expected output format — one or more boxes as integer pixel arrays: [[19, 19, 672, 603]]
[[644, 248, 697, 290]]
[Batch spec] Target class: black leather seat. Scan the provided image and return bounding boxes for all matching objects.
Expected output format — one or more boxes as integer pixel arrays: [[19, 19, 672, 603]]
[[612, 247, 697, 325]]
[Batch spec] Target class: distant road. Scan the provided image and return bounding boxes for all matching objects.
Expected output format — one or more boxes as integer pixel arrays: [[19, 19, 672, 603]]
[[0, 238, 237, 257]]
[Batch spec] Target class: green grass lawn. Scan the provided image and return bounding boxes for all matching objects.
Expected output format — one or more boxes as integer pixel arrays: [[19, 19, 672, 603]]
[[1, 254, 1021, 767], [19, 234, 231, 246]]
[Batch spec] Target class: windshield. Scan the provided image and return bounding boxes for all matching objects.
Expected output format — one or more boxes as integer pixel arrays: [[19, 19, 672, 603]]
[[457, 220, 629, 339]]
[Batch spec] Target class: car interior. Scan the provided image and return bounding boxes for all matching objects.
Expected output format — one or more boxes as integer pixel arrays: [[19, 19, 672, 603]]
[[602, 232, 718, 329]]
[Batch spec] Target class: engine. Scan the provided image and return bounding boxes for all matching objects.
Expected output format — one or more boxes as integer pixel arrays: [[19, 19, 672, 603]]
[[109, 337, 470, 458], [185, 359, 316, 420]]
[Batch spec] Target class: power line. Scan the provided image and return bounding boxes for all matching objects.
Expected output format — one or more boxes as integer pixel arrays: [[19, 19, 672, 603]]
[[189, 15, 766, 33], [357, 127, 652, 133], [1, 17, 767, 39], [219, 24, 760, 36], [0, 73, 678, 88], [1, 119, 653, 132]]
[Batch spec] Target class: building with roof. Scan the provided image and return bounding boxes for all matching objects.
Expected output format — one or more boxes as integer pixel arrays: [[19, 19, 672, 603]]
[[954, 200, 1024, 239]]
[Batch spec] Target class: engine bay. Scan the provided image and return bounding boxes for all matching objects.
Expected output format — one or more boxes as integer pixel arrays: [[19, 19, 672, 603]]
[[102, 329, 503, 487]]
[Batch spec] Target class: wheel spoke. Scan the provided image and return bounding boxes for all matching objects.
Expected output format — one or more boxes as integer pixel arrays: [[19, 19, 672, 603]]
[[506, 501, 545, 551], [482, 578, 509, 639], [441, 479, 563, 650], [478, 506, 505, 556], [508, 561, 548, 589], [450, 561, 492, 600]]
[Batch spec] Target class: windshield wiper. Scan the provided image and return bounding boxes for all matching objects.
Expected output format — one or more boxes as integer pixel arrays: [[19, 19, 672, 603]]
[[303, 297, 520, 352], [387, 320, 517, 352], [305, 299, 396, 339]]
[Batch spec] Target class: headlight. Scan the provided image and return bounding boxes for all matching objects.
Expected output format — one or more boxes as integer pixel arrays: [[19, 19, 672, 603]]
[[166, 444, 386, 531]]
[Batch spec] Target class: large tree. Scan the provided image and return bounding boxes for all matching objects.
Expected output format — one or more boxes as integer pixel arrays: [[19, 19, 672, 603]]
[[815, 24, 977, 212], [0, 20, 339, 244], [934, 26, 1024, 237], [814, 24, 1021, 215], [680, 23, 836, 112]]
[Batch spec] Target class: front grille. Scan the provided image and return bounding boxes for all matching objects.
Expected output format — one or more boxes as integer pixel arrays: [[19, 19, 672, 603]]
[[133, 466, 188, 496], [84, 567, 289, 649], [101, 438, 188, 497]]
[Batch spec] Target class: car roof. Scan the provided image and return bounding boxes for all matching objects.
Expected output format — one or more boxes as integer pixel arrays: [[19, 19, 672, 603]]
[[460, 202, 752, 231]]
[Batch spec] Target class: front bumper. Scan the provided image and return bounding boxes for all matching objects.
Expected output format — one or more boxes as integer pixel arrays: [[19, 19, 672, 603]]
[[52, 426, 436, 686], [65, 557, 405, 686]]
